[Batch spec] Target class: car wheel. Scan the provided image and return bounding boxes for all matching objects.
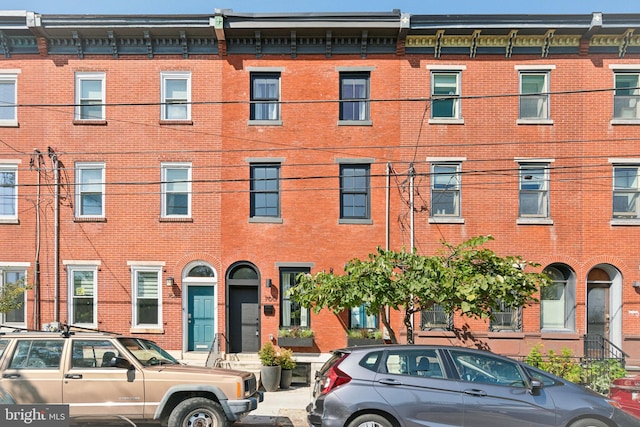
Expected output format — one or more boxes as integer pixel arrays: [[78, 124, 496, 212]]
[[568, 419, 611, 427], [347, 414, 393, 427], [168, 397, 227, 427]]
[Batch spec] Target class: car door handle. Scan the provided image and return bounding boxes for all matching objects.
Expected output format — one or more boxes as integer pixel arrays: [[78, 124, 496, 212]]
[[65, 374, 83, 379], [2, 373, 20, 379], [378, 378, 402, 386], [463, 388, 487, 396]]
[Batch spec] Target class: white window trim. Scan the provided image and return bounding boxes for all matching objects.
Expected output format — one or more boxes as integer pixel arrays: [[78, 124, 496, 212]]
[[429, 70, 464, 124], [66, 264, 98, 328], [130, 264, 163, 330], [0, 163, 19, 223], [0, 71, 19, 127], [517, 69, 553, 124], [429, 161, 463, 222], [609, 160, 640, 225], [161, 162, 192, 218], [0, 265, 28, 328], [516, 162, 552, 224], [610, 68, 640, 124], [160, 71, 191, 121], [75, 72, 106, 121], [75, 162, 105, 218]]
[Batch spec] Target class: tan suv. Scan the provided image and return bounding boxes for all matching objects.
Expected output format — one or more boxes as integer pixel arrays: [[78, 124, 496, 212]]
[[0, 327, 262, 426]]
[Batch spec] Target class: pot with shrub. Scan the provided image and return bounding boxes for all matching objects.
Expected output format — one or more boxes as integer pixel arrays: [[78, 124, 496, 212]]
[[258, 341, 281, 392], [277, 348, 296, 389]]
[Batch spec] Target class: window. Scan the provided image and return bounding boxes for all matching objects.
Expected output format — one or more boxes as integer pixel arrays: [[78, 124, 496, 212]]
[[339, 72, 370, 122], [75, 72, 105, 120], [613, 166, 640, 218], [421, 304, 452, 330], [0, 268, 26, 326], [71, 340, 119, 368], [132, 267, 162, 328], [250, 163, 280, 218], [384, 349, 445, 378], [350, 305, 377, 329], [9, 339, 63, 369], [0, 165, 17, 222], [161, 163, 191, 218], [430, 163, 461, 217], [541, 265, 576, 331], [75, 163, 105, 218], [431, 72, 461, 119], [519, 72, 550, 120], [0, 72, 18, 126], [161, 72, 191, 120], [340, 164, 370, 220], [280, 267, 310, 329], [250, 72, 280, 121], [519, 164, 549, 218], [450, 350, 526, 386], [68, 266, 97, 327], [614, 72, 640, 120], [490, 301, 520, 332]]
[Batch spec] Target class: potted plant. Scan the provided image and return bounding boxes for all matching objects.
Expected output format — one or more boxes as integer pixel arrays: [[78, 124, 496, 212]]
[[277, 327, 314, 347], [347, 328, 384, 346], [276, 347, 296, 389], [258, 341, 281, 392]]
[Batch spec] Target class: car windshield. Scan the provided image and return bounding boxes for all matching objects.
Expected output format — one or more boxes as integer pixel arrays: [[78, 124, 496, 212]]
[[117, 337, 180, 366]]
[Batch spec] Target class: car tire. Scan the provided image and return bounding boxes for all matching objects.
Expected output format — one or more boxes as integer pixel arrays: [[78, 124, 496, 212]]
[[568, 419, 611, 427], [168, 397, 228, 427], [347, 414, 393, 427]]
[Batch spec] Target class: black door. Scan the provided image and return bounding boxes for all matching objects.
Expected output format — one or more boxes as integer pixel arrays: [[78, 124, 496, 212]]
[[228, 283, 259, 353]]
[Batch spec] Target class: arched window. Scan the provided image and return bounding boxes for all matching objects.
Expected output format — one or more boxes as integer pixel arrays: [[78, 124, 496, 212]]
[[187, 265, 215, 278], [541, 264, 576, 331]]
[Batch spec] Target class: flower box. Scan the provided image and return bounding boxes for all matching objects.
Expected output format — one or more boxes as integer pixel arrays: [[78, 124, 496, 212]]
[[347, 337, 384, 347], [277, 337, 314, 347]]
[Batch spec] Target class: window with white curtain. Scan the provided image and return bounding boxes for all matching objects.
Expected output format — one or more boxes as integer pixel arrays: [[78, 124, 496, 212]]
[[280, 267, 310, 329], [613, 165, 640, 218], [519, 72, 549, 120], [339, 72, 370, 122], [132, 266, 162, 328], [161, 163, 191, 218], [0, 165, 18, 222], [161, 71, 191, 120], [75, 163, 105, 218], [541, 265, 576, 331], [430, 163, 461, 217], [431, 72, 461, 119], [75, 72, 105, 120], [614, 72, 640, 119], [250, 72, 280, 121], [519, 163, 549, 218], [0, 72, 18, 126]]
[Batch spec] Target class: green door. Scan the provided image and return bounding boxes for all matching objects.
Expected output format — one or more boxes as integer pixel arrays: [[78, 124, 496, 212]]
[[188, 286, 214, 351]]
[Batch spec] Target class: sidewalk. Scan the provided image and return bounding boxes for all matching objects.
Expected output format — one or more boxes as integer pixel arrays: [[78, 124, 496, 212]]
[[237, 385, 311, 427]]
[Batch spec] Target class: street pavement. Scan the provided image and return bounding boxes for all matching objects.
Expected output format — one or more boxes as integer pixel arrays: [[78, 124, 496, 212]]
[[237, 385, 311, 427]]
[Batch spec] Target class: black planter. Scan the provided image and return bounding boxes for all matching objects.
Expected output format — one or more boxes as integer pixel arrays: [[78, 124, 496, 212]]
[[277, 337, 314, 347], [279, 369, 293, 389]]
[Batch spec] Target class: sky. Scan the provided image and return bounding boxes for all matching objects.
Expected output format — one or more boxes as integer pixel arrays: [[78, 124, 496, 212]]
[[3, 0, 639, 15]]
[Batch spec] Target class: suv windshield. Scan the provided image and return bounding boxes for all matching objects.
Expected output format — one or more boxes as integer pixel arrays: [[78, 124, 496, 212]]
[[117, 337, 180, 366]]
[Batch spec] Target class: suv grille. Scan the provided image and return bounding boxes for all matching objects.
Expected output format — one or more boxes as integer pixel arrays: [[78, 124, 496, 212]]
[[245, 376, 257, 395]]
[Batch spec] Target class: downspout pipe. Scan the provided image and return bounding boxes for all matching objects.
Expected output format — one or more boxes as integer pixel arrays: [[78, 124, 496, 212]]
[[48, 147, 59, 324]]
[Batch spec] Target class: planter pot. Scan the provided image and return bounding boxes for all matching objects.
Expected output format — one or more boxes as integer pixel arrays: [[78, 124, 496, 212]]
[[277, 337, 314, 347], [347, 338, 384, 347], [260, 365, 281, 392], [279, 369, 293, 389]]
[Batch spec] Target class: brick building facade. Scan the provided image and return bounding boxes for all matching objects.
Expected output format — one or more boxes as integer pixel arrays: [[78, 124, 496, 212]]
[[2, 10, 640, 365]]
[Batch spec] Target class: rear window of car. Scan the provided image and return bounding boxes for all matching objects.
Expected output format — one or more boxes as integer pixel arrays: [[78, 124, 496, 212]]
[[318, 351, 348, 375], [359, 351, 382, 372]]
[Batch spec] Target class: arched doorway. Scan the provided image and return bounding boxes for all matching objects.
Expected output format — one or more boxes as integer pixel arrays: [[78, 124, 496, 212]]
[[182, 262, 217, 352], [226, 262, 260, 353], [585, 265, 622, 357]]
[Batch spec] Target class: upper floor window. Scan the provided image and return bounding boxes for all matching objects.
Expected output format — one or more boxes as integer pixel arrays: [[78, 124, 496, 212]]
[[339, 72, 370, 122], [340, 164, 370, 220], [75, 163, 105, 218], [0, 268, 26, 326], [131, 266, 162, 329], [519, 163, 549, 218], [250, 163, 280, 218], [161, 163, 191, 218], [430, 163, 461, 217], [250, 72, 280, 122], [75, 72, 105, 121], [0, 72, 18, 126], [614, 72, 640, 120], [431, 72, 461, 119], [613, 165, 640, 219], [67, 265, 98, 327], [161, 72, 191, 121], [0, 165, 17, 222], [519, 72, 550, 120]]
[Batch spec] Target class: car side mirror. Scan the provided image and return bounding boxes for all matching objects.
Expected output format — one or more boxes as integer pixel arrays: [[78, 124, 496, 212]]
[[529, 378, 543, 396], [113, 356, 132, 369]]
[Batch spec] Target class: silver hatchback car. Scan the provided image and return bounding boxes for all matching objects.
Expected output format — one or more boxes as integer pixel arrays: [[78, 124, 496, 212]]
[[307, 345, 640, 427]]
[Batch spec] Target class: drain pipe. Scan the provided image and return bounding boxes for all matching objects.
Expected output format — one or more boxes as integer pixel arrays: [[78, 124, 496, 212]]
[[31, 149, 41, 329], [386, 162, 391, 250], [48, 147, 60, 324]]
